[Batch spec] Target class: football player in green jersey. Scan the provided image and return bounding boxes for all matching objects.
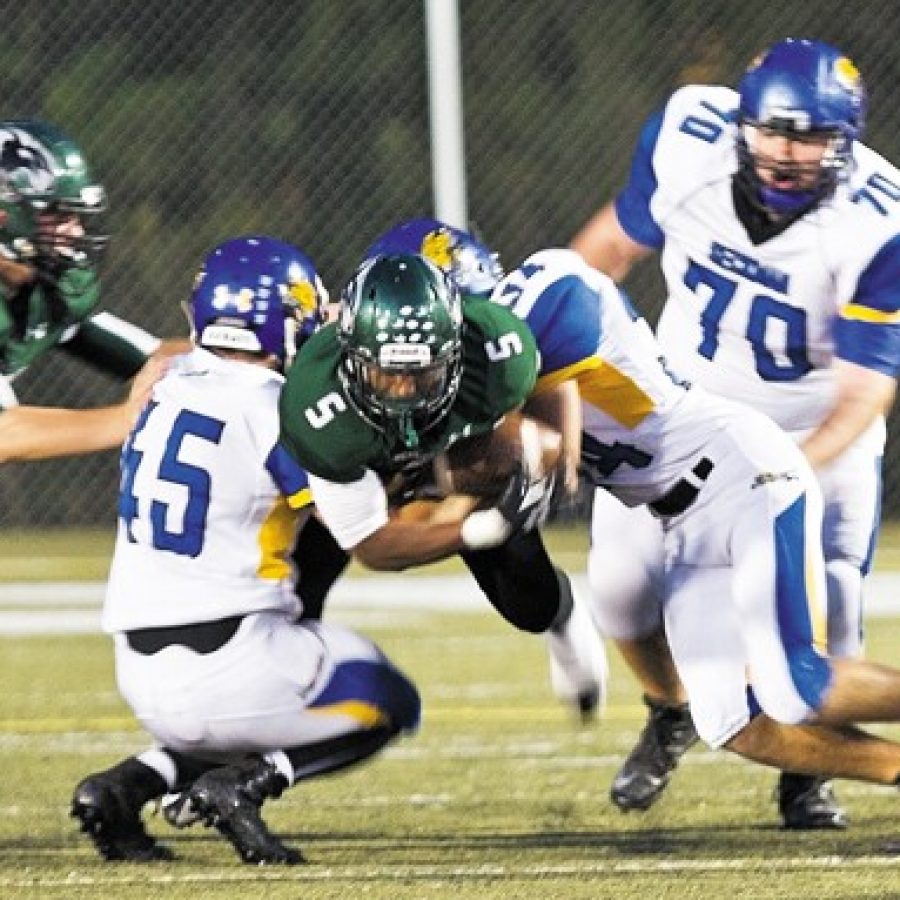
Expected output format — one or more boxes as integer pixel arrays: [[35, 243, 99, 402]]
[[280, 253, 545, 563], [279, 251, 607, 713], [0, 120, 182, 414]]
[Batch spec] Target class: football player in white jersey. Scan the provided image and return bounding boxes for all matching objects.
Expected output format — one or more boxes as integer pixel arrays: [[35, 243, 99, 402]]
[[70, 236, 420, 865], [491, 245, 900, 807], [571, 37, 900, 828]]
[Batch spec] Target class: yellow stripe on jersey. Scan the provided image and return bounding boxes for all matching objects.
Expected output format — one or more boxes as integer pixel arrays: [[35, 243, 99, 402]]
[[287, 486, 313, 510], [257, 496, 302, 580], [535, 357, 655, 428], [307, 701, 388, 726], [839, 302, 900, 324]]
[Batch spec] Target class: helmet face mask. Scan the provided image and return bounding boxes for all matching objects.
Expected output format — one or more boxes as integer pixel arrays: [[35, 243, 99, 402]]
[[338, 253, 463, 449], [364, 218, 503, 296], [739, 122, 844, 212], [735, 39, 866, 217], [0, 121, 108, 268], [188, 235, 327, 371]]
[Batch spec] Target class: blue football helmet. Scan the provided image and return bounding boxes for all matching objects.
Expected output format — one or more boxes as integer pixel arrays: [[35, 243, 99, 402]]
[[736, 38, 867, 215], [364, 218, 503, 296], [188, 235, 327, 369]]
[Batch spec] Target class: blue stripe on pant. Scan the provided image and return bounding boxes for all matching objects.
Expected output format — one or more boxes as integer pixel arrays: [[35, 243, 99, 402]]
[[860, 454, 883, 578], [774, 494, 833, 712]]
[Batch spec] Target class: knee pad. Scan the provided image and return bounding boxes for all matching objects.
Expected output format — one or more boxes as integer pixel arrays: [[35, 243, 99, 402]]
[[383, 664, 422, 732]]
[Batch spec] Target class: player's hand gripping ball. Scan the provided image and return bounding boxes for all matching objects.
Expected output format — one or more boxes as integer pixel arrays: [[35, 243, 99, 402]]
[[434, 411, 562, 498]]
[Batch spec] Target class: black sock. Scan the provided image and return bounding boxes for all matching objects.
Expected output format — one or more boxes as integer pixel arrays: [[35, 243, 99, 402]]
[[549, 567, 574, 632], [284, 726, 398, 784]]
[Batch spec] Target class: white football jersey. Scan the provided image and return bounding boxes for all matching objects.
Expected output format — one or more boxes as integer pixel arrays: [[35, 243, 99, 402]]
[[616, 84, 900, 446], [104, 348, 312, 631], [493, 249, 741, 506]]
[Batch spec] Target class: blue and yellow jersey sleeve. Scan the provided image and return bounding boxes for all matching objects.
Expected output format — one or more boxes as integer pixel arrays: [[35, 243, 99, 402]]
[[614, 107, 666, 250], [521, 271, 604, 394], [265, 443, 313, 510], [835, 234, 900, 377]]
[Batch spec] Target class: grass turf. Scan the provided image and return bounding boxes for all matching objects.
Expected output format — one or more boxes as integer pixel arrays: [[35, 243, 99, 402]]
[[1, 598, 898, 898], [5, 518, 900, 581]]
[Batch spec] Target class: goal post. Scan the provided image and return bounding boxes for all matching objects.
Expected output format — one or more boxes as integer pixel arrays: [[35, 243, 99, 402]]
[[424, 0, 468, 228]]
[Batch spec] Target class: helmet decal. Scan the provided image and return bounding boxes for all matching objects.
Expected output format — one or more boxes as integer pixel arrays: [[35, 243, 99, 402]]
[[287, 276, 320, 315], [0, 128, 55, 196], [834, 56, 862, 92], [364, 218, 503, 296], [420, 228, 455, 270], [211, 284, 255, 314]]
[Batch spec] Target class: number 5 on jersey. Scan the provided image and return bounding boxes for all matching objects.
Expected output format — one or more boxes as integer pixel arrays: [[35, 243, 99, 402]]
[[485, 332, 524, 361], [305, 391, 348, 429]]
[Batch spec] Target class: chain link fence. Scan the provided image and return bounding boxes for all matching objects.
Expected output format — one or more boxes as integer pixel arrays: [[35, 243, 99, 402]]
[[2, 0, 899, 528]]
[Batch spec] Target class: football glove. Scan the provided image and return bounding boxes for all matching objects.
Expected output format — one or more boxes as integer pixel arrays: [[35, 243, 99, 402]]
[[460, 462, 555, 550]]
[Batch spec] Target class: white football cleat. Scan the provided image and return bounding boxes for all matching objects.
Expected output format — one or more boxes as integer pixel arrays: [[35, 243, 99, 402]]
[[546, 586, 608, 720]]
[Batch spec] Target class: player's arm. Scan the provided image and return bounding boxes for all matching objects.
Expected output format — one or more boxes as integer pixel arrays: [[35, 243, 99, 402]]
[[308, 469, 466, 571], [800, 359, 896, 470], [0, 404, 136, 462], [311, 466, 550, 572], [58, 311, 188, 378], [0, 355, 164, 462], [569, 201, 653, 281], [354, 518, 467, 571], [523, 379, 581, 495], [570, 106, 668, 280], [805, 245, 900, 468], [0, 255, 37, 292]]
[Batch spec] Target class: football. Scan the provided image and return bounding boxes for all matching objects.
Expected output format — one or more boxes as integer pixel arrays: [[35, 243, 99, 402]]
[[434, 411, 562, 498]]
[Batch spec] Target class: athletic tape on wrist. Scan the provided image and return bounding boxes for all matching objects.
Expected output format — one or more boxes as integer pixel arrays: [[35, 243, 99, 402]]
[[460, 508, 512, 549]]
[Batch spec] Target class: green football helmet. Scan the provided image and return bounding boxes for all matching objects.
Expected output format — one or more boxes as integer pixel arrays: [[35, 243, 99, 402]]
[[0, 120, 108, 268], [338, 253, 464, 450]]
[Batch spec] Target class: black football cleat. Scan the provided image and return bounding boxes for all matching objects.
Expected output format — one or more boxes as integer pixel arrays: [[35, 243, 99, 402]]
[[185, 760, 304, 865], [777, 773, 848, 830], [610, 695, 699, 811], [71, 758, 174, 862]]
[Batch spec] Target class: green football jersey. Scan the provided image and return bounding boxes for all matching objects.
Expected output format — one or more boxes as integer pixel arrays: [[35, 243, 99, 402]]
[[0, 268, 100, 375], [279, 296, 538, 482]]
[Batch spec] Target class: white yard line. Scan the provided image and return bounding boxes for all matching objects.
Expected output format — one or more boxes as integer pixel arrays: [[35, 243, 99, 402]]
[[1, 572, 900, 635], [1, 855, 897, 890]]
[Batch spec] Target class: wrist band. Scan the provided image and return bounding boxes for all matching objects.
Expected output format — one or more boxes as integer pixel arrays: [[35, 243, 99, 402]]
[[460, 508, 511, 549]]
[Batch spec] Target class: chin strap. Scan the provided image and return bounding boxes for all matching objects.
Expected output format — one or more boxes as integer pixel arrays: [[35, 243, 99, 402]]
[[758, 184, 821, 216], [398, 413, 420, 450]]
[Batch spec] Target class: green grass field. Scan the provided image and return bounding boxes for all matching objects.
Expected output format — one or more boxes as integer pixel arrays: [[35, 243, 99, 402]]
[[1, 574, 899, 899], [5, 519, 900, 581]]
